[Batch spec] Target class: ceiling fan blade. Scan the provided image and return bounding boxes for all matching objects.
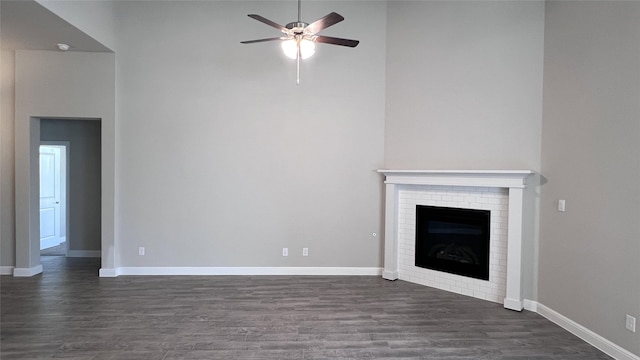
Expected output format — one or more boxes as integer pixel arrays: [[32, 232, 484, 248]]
[[314, 35, 359, 48], [241, 37, 285, 44], [247, 14, 288, 32], [305, 12, 344, 34]]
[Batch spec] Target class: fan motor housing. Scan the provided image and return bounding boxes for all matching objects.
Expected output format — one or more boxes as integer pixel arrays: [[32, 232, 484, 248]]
[[286, 21, 308, 34]]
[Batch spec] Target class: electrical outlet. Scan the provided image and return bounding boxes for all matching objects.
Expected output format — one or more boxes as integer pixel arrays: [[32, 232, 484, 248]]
[[558, 199, 566, 212], [282, 247, 288, 257], [138, 247, 145, 256], [626, 315, 636, 333], [302, 248, 309, 256]]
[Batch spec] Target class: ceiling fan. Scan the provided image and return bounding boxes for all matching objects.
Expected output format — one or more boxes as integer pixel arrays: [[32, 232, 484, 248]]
[[241, 0, 360, 84]]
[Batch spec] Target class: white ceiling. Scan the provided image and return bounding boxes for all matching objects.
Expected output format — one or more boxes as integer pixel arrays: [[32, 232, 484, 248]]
[[1, 0, 111, 52]]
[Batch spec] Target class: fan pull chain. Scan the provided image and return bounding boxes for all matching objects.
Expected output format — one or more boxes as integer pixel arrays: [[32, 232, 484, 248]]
[[297, 0, 302, 84], [296, 40, 301, 85]]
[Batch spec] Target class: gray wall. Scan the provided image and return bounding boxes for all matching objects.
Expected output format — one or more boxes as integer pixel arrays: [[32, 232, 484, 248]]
[[0, 50, 16, 268], [41, 119, 102, 253], [539, 1, 640, 355], [384, 1, 544, 171], [12, 50, 115, 271], [35, 0, 116, 51], [384, 1, 545, 301], [113, 1, 387, 267]]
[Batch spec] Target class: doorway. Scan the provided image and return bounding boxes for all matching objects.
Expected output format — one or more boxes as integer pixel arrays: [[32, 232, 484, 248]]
[[39, 144, 68, 256], [39, 119, 102, 262]]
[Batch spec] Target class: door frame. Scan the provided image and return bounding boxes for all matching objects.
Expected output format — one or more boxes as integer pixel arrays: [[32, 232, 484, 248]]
[[39, 141, 70, 256], [14, 116, 115, 277]]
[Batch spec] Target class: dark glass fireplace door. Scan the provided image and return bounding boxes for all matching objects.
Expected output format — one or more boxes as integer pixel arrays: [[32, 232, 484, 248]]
[[415, 205, 490, 280]]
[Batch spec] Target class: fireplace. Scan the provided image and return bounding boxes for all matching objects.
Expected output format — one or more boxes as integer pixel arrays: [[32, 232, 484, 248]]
[[415, 205, 490, 280], [378, 170, 533, 311]]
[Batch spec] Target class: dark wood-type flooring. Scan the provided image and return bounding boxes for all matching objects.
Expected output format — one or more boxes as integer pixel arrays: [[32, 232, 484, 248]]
[[40, 242, 66, 257], [1, 256, 612, 359]]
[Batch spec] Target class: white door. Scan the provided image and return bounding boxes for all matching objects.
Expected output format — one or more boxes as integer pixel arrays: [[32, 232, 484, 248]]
[[39, 146, 63, 250]]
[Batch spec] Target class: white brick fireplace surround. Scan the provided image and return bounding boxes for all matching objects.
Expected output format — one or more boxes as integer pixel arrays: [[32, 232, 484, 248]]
[[378, 170, 533, 311]]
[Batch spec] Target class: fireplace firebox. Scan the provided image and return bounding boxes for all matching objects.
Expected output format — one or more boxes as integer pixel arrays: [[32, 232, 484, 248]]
[[415, 205, 490, 280]]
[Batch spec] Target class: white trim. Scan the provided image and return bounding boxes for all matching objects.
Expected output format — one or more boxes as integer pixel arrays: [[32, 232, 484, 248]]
[[505, 187, 524, 311], [535, 302, 640, 360], [382, 270, 398, 280], [99, 268, 118, 277], [382, 182, 399, 280], [66, 250, 101, 258], [0, 266, 15, 275], [378, 170, 533, 188], [110, 267, 383, 276], [523, 299, 538, 312], [13, 264, 43, 277], [503, 298, 524, 312]]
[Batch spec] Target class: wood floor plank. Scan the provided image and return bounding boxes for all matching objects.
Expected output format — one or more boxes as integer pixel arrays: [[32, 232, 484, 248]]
[[1, 257, 612, 359]]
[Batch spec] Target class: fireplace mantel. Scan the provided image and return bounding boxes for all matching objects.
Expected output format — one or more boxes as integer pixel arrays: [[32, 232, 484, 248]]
[[378, 169, 533, 188], [377, 169, 534, 311]]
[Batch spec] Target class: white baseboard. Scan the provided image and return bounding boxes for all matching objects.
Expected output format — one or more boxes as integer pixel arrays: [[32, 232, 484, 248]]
[[99, 268, 118, 277], [110, 266, 383, 276], [382, 270, 399, 280], [532, 301, 640, 360], [13, 264, 43, 277], [67, 250, 101, 258], [0, 266, 15, 275], [503, 297, 524, 311], [523, 299, 538, 312]]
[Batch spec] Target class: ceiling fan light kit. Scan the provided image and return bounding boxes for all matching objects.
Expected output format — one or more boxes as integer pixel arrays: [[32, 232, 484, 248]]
[[282, 38, 315, 60], [241, 0, 359, 84]]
